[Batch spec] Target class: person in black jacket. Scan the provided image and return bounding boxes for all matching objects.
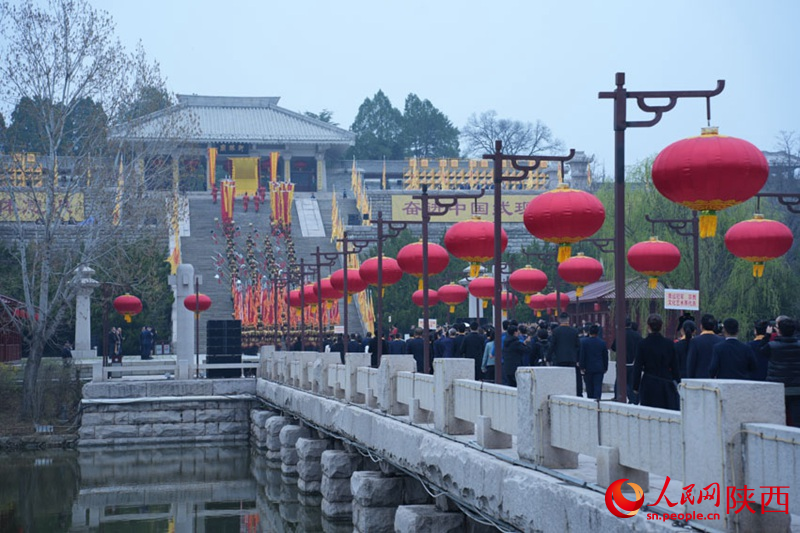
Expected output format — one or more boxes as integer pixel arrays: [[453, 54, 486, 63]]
[[550, 313, 582, 396], [502, 324, 533, 387], [459, 321, 487, 380], [763, 317, 800, 427], [686, 314, 723, 378], [405, 327, 425, 373], [612, 319, 642, 404], [633, 314, 680, 411], [709, 318, 757, 380], [579, 325, 608, 400], [674, 320, 697, 380], [748, 320, 771, 381]]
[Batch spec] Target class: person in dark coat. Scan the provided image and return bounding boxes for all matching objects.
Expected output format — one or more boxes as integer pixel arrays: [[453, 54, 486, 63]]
[[405, 327, 425, 372], [748, 320, 771, 381], [686, 314, 723, 378], [580, 325, 608, 400], [502, 324, 533, 387], [347, 334, 362, 354], [331, 334, 346, 364], [633, 314, 681, 411], [611, 319, 642, 403], [763, 317, 800, 427], [459, 322, 487, 380], [452, 322, 467, 358], [388, 334, 406, 355], [367, 333, 389, 368], [674, 320, 697, 380], [441, 328, 456, 358], [140, 326, 154, 360], [533, 328, 550, 365], [709, 318, 757, 380], [550, 313, 582, 396]]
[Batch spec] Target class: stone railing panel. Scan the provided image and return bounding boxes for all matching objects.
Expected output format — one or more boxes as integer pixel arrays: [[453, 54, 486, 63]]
[[549, 395, 598, 457], [744, 422, 800, 514]]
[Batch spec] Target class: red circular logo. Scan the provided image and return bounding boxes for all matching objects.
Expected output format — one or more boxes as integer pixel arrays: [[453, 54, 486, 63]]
[[605, 478, 645, 518]]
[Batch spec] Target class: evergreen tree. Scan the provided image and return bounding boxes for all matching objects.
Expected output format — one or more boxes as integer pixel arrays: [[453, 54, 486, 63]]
[[349, 90, 403, 160], [401, 94, 459, 158]]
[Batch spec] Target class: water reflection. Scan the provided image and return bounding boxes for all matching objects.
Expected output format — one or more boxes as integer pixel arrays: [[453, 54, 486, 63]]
[[0, 444, 345, 532]]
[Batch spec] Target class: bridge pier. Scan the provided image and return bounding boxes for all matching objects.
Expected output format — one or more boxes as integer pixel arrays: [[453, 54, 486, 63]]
[[297, 436, 333, 494], [394, 505, 465, 533], [320, 450, 362, 521], [250, 409, 279, 448], [264, 415, 292, 462], [280, 424, 311, 478]]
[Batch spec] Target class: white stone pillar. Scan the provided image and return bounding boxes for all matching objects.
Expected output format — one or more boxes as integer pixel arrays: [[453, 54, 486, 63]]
[[377, 354, 416, 415], [682, 379, 787, 532], [516, 367, 578, 468], [345, 352, 370, 403], [173, 263, 196, 377], [315, 153, 326, 192], [72, 265, 99, 359], [433, 358, 474, 435]]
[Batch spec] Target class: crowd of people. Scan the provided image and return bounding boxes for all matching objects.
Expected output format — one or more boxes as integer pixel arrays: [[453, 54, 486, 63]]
[[311, 311, 800, 427]]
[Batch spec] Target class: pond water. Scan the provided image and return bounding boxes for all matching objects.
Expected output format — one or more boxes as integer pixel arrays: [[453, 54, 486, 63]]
[[0, 444, 350, 532]]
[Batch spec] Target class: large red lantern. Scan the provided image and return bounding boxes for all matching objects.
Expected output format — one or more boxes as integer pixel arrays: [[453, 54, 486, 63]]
[[468, 276, 494, 308], [397, 240, 450, 290], [509, 265, 548, 303], [113, 294, 142, 323], [493, 291, 518, 310], [438, 283, 468, 313], [302, 284, 318, 308], [313, 277, 344, 309], [359, 257, 403, 289], [627, 237, 682, 289], [528, 293, 548, 317], [330, 269, 368, 302], [412, 289, 439, 308], [557, 253, 603, 297], [287, 289, 303, 308], [724, 214, 794, 277], [544, 292, 570, 313], [652, 127, 768, 238], [183, 293, 212, 317], [523, 184, 606, 262], [444, 217, 508, 278]]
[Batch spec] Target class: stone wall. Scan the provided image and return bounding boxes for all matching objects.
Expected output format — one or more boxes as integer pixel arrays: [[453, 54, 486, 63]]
[[79, 379, 256, 447]]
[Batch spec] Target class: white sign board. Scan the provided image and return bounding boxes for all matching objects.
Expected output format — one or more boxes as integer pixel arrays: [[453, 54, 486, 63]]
[[664, 289, 700, 310], [418, 318, 437, 329], [333, 325, 344, 334]]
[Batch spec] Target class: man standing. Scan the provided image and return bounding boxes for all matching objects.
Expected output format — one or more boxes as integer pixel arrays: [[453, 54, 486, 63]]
[[748, 320, 771, 381], [388, 334, 406, 355], [459, 321, 487, 380], [140, 326, 154, 360], [709, 318, 757, 380], [502, 324, 533, 387], [686, 314, 723, 378], [551, 313, 582, 396], [405, 328, 425, 373], [580, 325, 608, 400], [611, 319, 642, 404], [763, 317, 800, 427]]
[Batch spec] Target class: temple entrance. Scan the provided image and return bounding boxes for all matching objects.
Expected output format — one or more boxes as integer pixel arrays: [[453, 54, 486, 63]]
[[231, 157, 259, 195], [290, 157, 317, 192]]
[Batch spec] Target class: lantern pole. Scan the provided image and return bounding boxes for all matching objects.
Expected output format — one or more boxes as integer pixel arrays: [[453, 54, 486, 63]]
[[755, 193, 800, 215], [411, 185, 486, 374], [194, 277, 200, 378], [600, 72, 725, 403], [311, 247, 339, 353], [645, 213, 701, 292], [485, 142, 576, 384]]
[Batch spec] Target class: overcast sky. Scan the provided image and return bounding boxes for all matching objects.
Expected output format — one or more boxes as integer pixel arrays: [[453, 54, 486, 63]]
[[93, 0, 799, 172]]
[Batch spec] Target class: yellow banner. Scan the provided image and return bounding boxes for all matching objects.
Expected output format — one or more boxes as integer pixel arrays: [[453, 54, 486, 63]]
[[208, 147, 217, 187], [232, 157, 259, 195], [390, 194, 536, 223], [0, 192, 84, 222]]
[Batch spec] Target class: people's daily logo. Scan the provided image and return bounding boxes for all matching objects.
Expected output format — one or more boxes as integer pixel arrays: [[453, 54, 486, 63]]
[[605, 478, 645, 518]]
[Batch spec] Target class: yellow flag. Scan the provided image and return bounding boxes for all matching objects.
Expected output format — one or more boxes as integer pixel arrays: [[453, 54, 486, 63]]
[[586, 163, 592, 185], [382, 157, 387, 190]]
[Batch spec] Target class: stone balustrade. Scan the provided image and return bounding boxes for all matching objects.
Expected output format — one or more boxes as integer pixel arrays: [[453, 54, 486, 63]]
[[261, 350, 800, 532]]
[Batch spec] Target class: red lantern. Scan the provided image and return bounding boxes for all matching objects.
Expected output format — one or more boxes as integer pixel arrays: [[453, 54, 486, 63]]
[[330, 268, 368, 302], [468, 276, 494, 308], [557, 253, 603, 297], [438, 283, 468, 313], [359, 257, 403, 288], [287, 289, 303, 308], [523, 184, 606, 262], [412, 289, 439, 308], [302, 284, 318, 307], [509, 266, 548, 303], [544, 292, 570, 313], [397, 240, 450, 290], [627, 237, 682, 289], [113, 294, 142, 323], [724, 214, 794, 277], [652, 127, 768, 238], [493, 291, 518, 310], [183, 293, 212, 317], [313, 277, 344, 308], [444, 217, 508, 278], [528, 293, 548, 317]]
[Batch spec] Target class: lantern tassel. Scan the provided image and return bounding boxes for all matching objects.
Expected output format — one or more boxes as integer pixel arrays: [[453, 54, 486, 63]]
[[557, 244, 572, 263], [699, 211, 717, 238], [576, 286, 584, 297], [753, 262, 765, 278], [524, 295, 531, 304], [469, 263, 481, 278], [124, 314, 132, 323], [347, 295, 352, 304], [536, 311, 541, 318], [417, 278, 423, 291], [482, 299, 488, 309], [449, 305, 455, 313], [648, 277, 658, 289]]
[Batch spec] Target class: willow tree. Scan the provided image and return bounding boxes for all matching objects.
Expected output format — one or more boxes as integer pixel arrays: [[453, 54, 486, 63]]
[[0, 0, 191, 419]]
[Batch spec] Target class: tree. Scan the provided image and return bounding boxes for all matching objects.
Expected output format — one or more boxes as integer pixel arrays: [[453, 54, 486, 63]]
[[304, 109, 338, 126], [4, 96, 48, 153], [460, 110, 563, 157], [401, 94, 459, 158], [349, 90, 404, 160], [0, 0, 188, 420]]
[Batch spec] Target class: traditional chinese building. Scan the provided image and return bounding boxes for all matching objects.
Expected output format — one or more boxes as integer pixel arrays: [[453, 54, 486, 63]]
[[115, 95, 355, 193]]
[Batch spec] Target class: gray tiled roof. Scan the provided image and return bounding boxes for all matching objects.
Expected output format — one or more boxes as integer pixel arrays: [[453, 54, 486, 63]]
[[563, 277, 665, 301], [113, 95, 355, 146]]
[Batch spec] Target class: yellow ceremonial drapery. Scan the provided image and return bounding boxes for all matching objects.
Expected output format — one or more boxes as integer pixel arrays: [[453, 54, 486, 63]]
[[232, 157, 259, 195], [208, 147, 217, 187], [270, 152, 280, 182]]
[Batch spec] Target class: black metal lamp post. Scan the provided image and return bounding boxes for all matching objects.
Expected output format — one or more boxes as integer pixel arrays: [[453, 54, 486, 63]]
[[484, 141, 575, 384], [599, 72, 725, 402], [645, 213, 701, 291], [311, 246, 340, 352]]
